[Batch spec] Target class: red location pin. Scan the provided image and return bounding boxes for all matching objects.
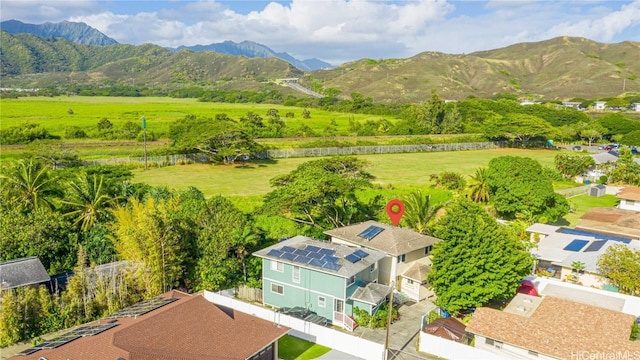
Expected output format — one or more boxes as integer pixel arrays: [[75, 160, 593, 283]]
[[386, 199, 405, 226]]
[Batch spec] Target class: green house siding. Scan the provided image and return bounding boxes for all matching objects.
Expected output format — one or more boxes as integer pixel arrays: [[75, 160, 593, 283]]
[[262, 259, 350, 320], [350, 300, 374, 314]]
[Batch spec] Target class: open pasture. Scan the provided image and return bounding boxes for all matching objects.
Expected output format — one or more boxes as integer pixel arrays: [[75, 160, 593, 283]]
[[0, 96, 397, 136], [133, 148, 559, 197]]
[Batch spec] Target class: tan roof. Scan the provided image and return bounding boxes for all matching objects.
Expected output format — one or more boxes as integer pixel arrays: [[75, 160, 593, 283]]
[[578, 207, 640, 238], [13, 292, 289, 360], [466, 295, 640, 359], [617, 187, 640, 201], [324, 220, 440, 256], [400, 261, 431, 283]]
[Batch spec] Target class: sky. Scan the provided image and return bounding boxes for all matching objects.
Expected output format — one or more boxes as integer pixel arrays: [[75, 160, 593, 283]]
[[1, 0, 639, 65]]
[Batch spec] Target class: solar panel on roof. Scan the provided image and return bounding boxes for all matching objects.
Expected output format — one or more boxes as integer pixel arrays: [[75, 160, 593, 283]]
[[318, 248, 336, 256], [280, 252, 296, 261], [294, 255, 312, 264], [293, 249, 310, 256], [309, 258, 326, 267], [307, 252, 324, 260], [323, 255, 339, 263], [345, 253, 361, 263], [583, 240, 608, 252], [322, 262, 342, 271], [358, 225, 384, 240], [305, 245, 322, 253], [107, 297, 177, 319], [281, 246, 296, 253], [17, 348, 39, 356], [559, 228, 632, 244], [353, 249, 370, 258], [267, 249, 284, 258], [563, 239, 589, 252]]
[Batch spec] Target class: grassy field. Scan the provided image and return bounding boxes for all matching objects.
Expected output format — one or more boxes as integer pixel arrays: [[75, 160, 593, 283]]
[[0, 96, 398, 137], [278, 335, 331, 360], [561, 194, 619, 227], [132, 148, 559, 197]]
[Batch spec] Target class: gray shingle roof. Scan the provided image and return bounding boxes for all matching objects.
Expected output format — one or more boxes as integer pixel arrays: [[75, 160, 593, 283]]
[[253, 235, 386, 278], [0, 257, 50, 290], [350, 282, 391, 306], [324, 220, 441, 256]]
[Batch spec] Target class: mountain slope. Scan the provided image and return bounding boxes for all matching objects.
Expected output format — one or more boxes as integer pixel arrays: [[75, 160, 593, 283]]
[[178, 40, 333, 71], [1, 33, 637, 101], [308, 37, 640, 101], [0, 19, 118, 46]]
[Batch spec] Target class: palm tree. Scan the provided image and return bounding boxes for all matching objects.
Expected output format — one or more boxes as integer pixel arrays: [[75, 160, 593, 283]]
[[467, 167, 490, 203], [232, 227, 259, 283], [402, 190, 442, 234], [62, 174, 113, 232], [0, 159, 61, 210]]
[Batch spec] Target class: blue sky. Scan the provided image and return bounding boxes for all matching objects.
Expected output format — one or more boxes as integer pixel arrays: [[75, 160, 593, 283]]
[[1, 1, 639, 64]]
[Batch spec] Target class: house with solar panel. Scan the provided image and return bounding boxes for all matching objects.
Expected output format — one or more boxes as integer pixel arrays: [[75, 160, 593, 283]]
[[527, 223, 640, 289], [324, 220, 441, 302], [253, 235, 390, 331]]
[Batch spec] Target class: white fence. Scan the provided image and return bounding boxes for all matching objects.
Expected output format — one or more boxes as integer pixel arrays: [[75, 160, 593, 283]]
[[204, 290, 385, 360], [418, 331, 508, 359]]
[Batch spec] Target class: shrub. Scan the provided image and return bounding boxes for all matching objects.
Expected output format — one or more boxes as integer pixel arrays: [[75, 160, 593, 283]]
[[0, 123, 55, 144], [430, 171, 466, 190], [64, 126, 88, 139]]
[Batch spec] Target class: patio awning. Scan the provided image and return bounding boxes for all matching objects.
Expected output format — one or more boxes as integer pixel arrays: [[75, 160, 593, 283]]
[[349, 283, 391, 306]]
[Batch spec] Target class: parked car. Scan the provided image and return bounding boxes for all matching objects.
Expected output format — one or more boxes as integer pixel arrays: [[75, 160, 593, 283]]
[[572, 145, 582, 151]]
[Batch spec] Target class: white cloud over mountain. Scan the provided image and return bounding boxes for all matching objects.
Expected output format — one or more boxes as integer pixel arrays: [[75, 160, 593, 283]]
[[1, 0, 638, 64]]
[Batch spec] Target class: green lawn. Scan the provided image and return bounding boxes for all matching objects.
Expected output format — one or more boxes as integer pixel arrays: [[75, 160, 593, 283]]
[[133, 148, 559, 197], [278, 335, 331, 360], [0, 96, 398, 137], [559, 194, 619, 227]]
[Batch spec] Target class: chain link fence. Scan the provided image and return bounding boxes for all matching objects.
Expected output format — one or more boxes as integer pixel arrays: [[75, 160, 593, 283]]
[[83, 141, 506, 167]]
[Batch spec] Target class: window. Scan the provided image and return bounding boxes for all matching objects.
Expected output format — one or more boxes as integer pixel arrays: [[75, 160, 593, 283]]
[[494, 341, 503, 349], [292, 266, 300, 283], [528, 350, 539, 357], [485, 338, 494, 346], [425, 245, 433, 255], [407, 279, 414, 285], [347, 276, 356, 286], [370, 263, 376, 272], [397, 254, 406, 263], [318, 296, 326, 308], [270, 260, 283, 272], [271, 283, 284, 295]]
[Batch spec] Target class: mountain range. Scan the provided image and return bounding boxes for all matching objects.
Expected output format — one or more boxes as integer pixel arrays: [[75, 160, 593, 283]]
[[1, 19, 639, 102], [0, 20, 332, 71]]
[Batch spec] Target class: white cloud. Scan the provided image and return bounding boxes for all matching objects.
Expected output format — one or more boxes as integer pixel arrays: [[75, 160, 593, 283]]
[[3, 0, 639, 64], [1, 0, 98, 23]]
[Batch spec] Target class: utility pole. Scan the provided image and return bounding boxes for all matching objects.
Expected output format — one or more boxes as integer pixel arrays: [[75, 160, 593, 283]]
[[141, 116, 147, 170], [384, 281, 395, 360]]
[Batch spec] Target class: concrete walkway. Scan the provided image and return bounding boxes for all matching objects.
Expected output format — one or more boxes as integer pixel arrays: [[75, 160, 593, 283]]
[[316, 349, 366, 359]]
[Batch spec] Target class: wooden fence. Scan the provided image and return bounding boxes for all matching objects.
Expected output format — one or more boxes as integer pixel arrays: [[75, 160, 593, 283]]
[[236, 285, 262, 302]]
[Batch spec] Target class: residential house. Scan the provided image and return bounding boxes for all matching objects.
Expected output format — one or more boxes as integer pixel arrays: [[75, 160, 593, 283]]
[[0, 257, 50, 291], [466, 293, 640, 360], [526, 223, 640, 288], [11, 291, 289, 360], [578, 207, 640, 239], [324, 221, 441, 302], [617, 186, 640, 212], [561, 101, 582, 110], [253, 235, 389, 331], [632, 103, 640, 112], [593, 101, 606, 110]]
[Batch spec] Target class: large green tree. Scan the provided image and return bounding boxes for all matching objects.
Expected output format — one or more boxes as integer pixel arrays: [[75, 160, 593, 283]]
[[260, 157, 381, 232], [554, 153, 596, 179], [597, 244, 640, 295], [483, 113, 556, 147], [0, 159, 63, 210], [427, 199, 533, 312], [401, 191, 442, 234], [487, 156, 569, 223]]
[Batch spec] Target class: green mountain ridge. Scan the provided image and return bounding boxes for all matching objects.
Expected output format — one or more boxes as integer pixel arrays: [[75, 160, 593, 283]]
[[1, 32, 638, 101], [0, 19, 118, 46]]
